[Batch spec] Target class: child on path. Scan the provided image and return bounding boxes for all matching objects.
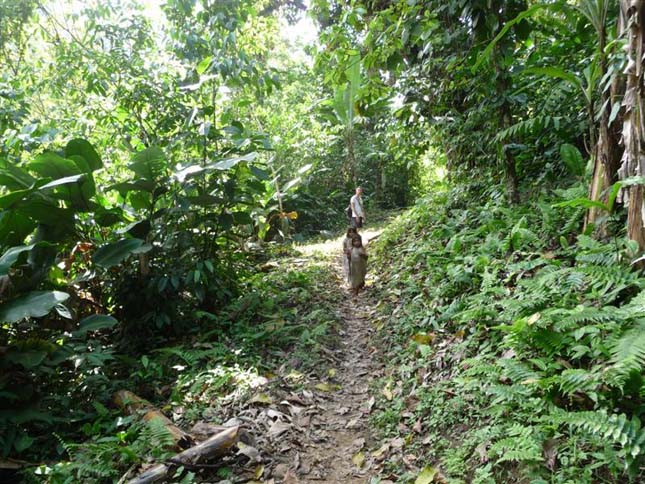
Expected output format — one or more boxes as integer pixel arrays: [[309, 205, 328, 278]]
[[350, 235, 368, 296], [343, 227, 358, 283]]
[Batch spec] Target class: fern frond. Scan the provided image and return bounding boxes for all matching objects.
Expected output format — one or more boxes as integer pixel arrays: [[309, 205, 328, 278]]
[[499, 359, 543, 384], [554, 305, 623, 331], [489, 424, 543, 463], [557, 368, 601, 396], [610, 323, 645, 376], [555, 409, 645, 461]]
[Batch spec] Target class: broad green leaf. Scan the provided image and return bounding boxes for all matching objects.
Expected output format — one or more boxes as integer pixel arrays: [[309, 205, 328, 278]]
[[28, 153, 81, 179], [73, 314, 118, 335], [6, 350, 48, 369], [283, 177, 301, 192], [0, 290, 69, 322], [524, 67, 583, 92], [0, 188, 35, 209], [232, 211, 253, 225], [106, 180, 156, 194], [0, 162, 35, 190], [129, 147, 167, 181], [250, 165, 269, 180], [553, 198, 608, 211], [207, 153, 258, 171], [0, 244, 35, 276], [17, 199, 75, 230], [608, 176, 645, 211], [94, 207, 125, 227], [333, 86, 349, 125], [196, 56, 213, 75], [415, 466, 438, 484], [93, 238, 145, 268], [65, 139, 102, 171], [0, 210, 36, 246], [13, 433, 35, 453], [39, 174, 86, 190]]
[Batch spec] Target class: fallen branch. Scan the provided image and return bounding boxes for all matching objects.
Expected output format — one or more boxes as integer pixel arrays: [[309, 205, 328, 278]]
[[113, 390, 192, 449], [127, 426, 240, 484]]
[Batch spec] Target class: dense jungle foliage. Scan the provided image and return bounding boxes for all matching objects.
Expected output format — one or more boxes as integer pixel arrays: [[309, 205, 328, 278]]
[[1, 0, 645, 482]]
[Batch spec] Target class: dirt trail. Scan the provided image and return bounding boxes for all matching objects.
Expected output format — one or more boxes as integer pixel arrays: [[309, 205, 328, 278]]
[[293, 230, 384, 483], [217, 230, 387, 483]]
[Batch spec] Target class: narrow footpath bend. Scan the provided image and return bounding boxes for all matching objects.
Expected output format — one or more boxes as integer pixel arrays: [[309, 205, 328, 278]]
[[294, 229, 385, 483]]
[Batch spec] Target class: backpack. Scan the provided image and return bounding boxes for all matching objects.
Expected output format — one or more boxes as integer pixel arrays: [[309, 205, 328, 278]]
[[345, 204, 352, 220]]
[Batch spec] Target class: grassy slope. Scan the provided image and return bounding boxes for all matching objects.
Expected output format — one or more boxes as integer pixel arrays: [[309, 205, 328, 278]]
[[370, 187, 645, 483]]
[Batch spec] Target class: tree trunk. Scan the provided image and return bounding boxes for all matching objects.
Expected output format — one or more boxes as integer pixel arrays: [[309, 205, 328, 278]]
[[495, 60, 520, 204], [585, 14, 623, 232], [619, 1, 645, 251]]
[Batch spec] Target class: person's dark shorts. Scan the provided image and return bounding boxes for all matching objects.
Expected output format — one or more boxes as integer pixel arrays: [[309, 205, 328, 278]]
[[351, 217, 363, 228]]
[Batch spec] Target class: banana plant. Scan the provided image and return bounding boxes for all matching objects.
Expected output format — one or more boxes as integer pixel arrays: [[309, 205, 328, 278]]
[[331, 51, 362, 185]]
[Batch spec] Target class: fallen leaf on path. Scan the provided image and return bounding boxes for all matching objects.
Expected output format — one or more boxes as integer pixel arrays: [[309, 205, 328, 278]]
[[413, 419, 423, 433], [382, 385, 393, 401], [327, 368, 337, 378], [475, 441, 489, 463], [403, 454, 418, 467], [527, 312, 541, 325], [361, 396, 376, 414], [352, 451, 366, 468], [268, 421, 291, 438], [352, 437, 366, 450], [266, 408, 289, 420], [371, 443, 390, 460], [411, 332, 435, 345], [283, 469, 299, 484], [237, 441, 261, 462], [390, 437, 405, 449], [345, 417, 361, 429], [415, 466, 438, 484], [254, 465, 265, 479], [315, 382, 340, 392]]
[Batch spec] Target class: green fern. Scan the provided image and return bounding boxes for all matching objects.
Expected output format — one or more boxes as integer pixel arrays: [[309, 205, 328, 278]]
[[610, 322, 645, 378], [488, 424, 543, 463], [555, 409, 645, 470], [557, 368, 601, 396]]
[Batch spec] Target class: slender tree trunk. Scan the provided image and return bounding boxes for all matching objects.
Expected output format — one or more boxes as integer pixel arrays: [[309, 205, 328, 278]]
[[494, 53, 519, 204], [619, 1, 645, 250], [586, 16, 623, 232]]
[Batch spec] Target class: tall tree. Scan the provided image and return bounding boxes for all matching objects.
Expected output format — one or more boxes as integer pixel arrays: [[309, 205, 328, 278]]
[[618, 1, 645, 249], [583, 0, 623, 230]]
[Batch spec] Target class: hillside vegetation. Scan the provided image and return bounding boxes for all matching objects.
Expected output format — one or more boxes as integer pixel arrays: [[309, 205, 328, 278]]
[[371, 183, 645, 482]]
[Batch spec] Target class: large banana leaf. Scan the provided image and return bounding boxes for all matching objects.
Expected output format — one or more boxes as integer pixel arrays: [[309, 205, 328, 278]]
[[93, 238, 145, 268], [0, 290, 69, 322]]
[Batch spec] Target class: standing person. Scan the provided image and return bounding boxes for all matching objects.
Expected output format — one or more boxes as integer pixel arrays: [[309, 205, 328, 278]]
[[349, 235, 368, 296], [343, 227, 357, 284], [350, 187, 366, 229]]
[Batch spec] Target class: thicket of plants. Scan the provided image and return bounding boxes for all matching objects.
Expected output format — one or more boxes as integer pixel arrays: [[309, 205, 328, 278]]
[[3, 0, 645, 481], [0, 0, 415, 479]]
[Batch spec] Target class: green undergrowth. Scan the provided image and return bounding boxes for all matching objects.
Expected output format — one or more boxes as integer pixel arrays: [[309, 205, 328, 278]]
[[22, 248, 341, 483], [370, 184, 645, 483]]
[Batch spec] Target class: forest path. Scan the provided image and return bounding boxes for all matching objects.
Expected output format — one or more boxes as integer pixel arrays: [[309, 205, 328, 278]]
[[289, 228, 386, 483]]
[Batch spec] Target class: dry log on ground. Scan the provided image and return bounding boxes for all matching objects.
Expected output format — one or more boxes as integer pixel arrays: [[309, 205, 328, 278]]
[[113, 390, 192, 448], [127, 426, 240, 484]]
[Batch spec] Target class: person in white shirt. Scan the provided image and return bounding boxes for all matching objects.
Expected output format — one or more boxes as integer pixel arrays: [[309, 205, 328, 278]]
[[350, 187, 365, 229]]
